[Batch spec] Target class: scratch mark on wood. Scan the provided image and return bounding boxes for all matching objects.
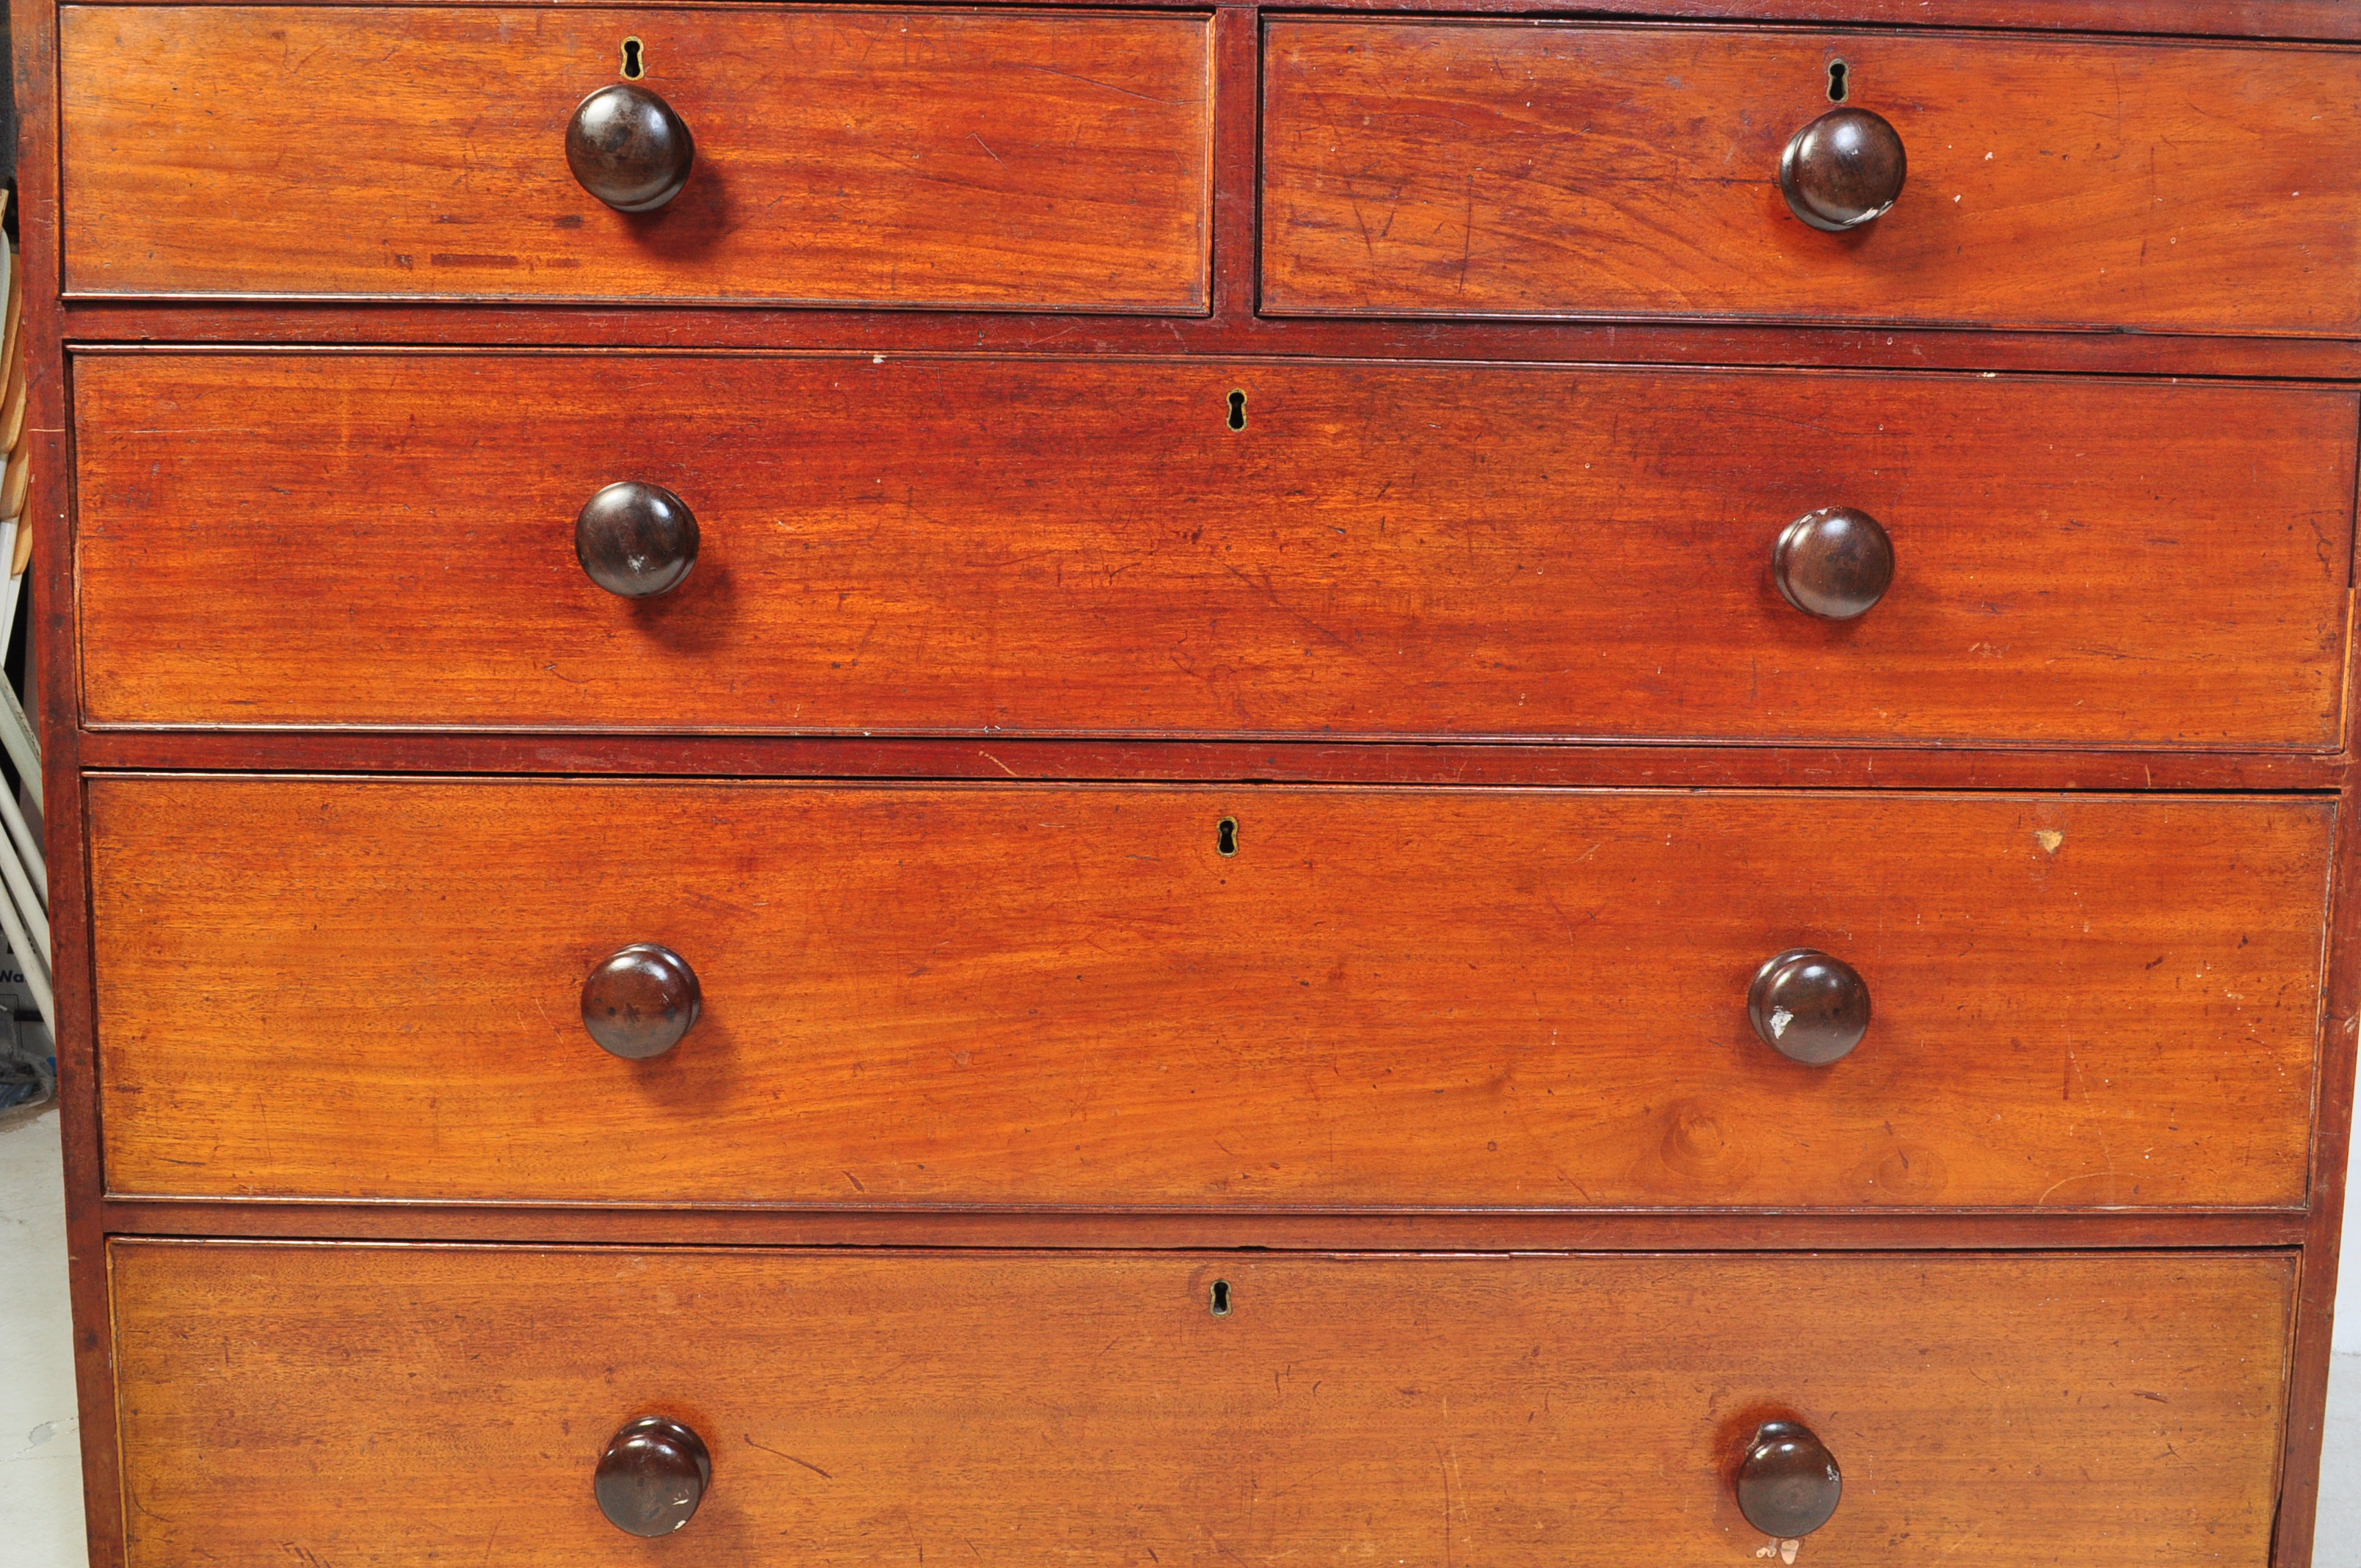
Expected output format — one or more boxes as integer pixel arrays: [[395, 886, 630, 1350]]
[[746, 1433, 833, 1480]]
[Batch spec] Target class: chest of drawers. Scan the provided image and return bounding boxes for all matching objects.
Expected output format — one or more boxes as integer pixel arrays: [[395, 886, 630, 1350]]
[[23, 1, 2359, 1563]]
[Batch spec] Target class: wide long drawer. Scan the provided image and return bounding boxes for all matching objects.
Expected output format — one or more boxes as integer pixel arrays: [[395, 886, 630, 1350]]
[[110, 1243, 2294, 1567], [60, 6, 1214, 309], [91, 780, 2331, 1209], [1261, 20, 2361, 335], [73, 353, 2357, 747]]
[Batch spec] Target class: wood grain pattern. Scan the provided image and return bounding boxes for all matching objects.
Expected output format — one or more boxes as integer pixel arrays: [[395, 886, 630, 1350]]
[[64, 728, 2361, 793], [52, 0, 2361, 40], [60, 303, 2361, 380], [1262, 21, 2361, 335], [73, 352, 2356, 747], [33, 1, 2361, 1563], [109, 1242, 2296, 1568], [1289, 0, 2361, 35], [88, 1197, 2317, 1252], [90, 779, 2332, 1210], [2274, 766, 2361, 1564], [59, 6, 1213, 310]]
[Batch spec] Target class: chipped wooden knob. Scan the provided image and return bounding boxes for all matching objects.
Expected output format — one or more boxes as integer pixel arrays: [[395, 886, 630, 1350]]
[[1748, 949, 1869, 1066], [576, 481, 699, 599], [1735, 1420, 1842, 1539], [581, 943, 703, 1060], [595, 1416, 711, 1536], [566, 84, 695, 213], [1780, 106, 1905, 231], [1774, 507, 1893, 620]]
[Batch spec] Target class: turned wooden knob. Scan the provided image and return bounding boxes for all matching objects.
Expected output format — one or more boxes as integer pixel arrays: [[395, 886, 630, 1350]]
[[581, 944, 703, 1060], [595, 1416, 711, 1536], [1749, 949, 1870, 1066], [576, 482, 699, 598], [1774, 507, 1893, 620], [566, 84, 695, 213], [1780, 106, 1905, 231], [1735, 1420, 1842, 1539]]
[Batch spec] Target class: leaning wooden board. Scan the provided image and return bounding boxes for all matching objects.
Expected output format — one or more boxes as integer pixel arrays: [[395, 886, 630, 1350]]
[[90, 779, 2332, 1209]]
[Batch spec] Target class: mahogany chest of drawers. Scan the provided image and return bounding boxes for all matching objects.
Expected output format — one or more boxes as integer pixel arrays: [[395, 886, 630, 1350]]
[[24, 1, 2360, 1562]]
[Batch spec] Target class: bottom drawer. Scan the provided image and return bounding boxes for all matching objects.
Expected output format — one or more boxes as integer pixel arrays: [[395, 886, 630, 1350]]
[[111, 1244, 2290, 1564]]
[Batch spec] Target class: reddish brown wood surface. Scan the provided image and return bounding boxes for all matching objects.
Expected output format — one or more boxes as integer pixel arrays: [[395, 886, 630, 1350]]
[[65, 729, 2360, 792], [109, 1242, 2295, 1567], [2275, 766, 2361, 1564], [1262, 21, 2361, 336], [49, 0, 2361, 39], [1268, 0, 2361, 32], [59, 302, 2361, 379], [31, 2, 2361, 1562], [74, 352, 2356, 747], [90, 779, 2331, 1210], [94, 1195, 2313, 1252], [59, 6, 1214, 311]]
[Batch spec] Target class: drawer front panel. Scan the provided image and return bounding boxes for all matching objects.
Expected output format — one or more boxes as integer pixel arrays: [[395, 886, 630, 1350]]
[[92, 780, 2330, 1209], [111, 1243, 2293, 1567], [60, 7, 1213, 309], [75, 353, 2355, 747], [1262, 21, 2361, 335]]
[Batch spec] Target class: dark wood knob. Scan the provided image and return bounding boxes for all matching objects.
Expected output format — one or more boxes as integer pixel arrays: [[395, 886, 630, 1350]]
[[1748, 949, 1870, 1066], [595, 1416, 711, 1537], [581, 943, 703, 1060], [1774, 507, 1893, 620], [566, 84, 694, 213], [1735, 1420, 1842, 1539], [1780, 106, 1905, 231], [576, 481, 699, 599]]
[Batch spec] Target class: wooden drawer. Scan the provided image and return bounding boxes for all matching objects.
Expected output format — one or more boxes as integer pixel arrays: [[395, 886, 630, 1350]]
[[110, 1242, 2293, 1566], [73, 353, 2355, 747], [1262, 21, 2361, 335], [59, 6, 1213, 310], [91, 780, 2330, 1210]]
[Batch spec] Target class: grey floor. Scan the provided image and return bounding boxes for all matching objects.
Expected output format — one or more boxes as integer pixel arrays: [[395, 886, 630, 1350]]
[[2, 1103, 2357, 1565], [2326, 1351, 2361, 1561], [1, 1108, 84, 1567]]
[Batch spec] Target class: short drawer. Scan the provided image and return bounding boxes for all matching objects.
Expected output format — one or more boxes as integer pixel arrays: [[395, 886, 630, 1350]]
[[92, 780, 2330, 1209], [1262, 20, 2361, 335], [60, 6, 1213, 310], [111, 1243, 2293, 1566], [73, 353, 2356, 747]]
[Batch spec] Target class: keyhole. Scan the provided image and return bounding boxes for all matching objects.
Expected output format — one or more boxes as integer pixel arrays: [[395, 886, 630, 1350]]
[[1827, 59, 1849, 102], [621, 37, 646, 79], [1227, 390, 1247, 432], [1216, 818, 1238, 857], [1211, 1280, 1232, 1316]]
